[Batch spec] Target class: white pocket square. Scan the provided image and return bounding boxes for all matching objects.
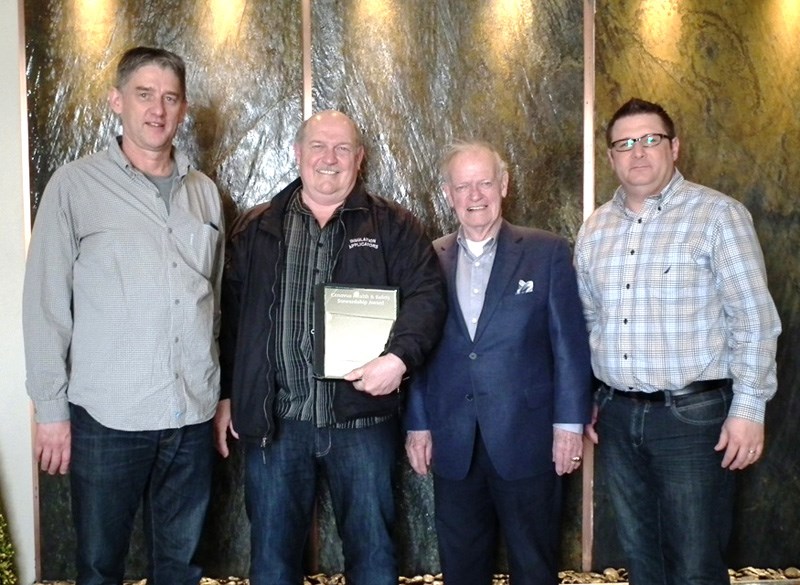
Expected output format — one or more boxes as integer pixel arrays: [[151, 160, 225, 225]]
[[516, 279, 534, 294]]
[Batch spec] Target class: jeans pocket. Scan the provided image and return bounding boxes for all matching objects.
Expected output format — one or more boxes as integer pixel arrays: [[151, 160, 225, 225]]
[[669, 388, 731, 425]]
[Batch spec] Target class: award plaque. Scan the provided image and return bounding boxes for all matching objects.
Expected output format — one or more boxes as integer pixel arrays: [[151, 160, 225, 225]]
[[313, 284, 399, 379]]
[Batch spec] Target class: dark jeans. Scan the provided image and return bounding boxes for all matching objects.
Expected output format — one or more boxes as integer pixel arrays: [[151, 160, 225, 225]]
[[245, 417, 399, 585], [596, 385, 735, 585], [433, 429, 562, 585], [69, 404, 213, 585]]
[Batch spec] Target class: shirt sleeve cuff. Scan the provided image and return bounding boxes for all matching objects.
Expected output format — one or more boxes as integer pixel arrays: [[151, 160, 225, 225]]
[[33, 397, 70, 424], [553, 423, 583, 434], [728, 392, 767, 424]]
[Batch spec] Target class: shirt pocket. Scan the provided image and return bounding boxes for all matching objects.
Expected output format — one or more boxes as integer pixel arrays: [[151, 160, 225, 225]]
[[172, 220, 220, 279]]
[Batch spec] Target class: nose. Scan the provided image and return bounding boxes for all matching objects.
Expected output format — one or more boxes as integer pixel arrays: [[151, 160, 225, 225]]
[[322, 146, 338, 164], [631, 141, 647, 157]]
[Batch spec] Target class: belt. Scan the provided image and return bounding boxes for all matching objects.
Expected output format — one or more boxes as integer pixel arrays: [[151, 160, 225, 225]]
[[606, 379, 731, 402]]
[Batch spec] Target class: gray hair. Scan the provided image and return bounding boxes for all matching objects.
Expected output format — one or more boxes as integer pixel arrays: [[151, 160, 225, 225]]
[[439, 140, 508, 185]]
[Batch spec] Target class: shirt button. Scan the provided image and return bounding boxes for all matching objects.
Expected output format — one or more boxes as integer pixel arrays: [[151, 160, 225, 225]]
[[623, 354, 628, 360], [623, 318, 628, 324], [472, 288, 480, 294], [466, 394, 474, 401], [630, 249, 635, 255], [474, 261, 480, 267], [174, 337, 179, 343], [167, 227, 173, 234], [174, 299, 180, 305], [174, 373, 179, 379], [172, 262, 178, 268], [626, 283, 631, 289], [469, 352, 477, 360], [637, 218, 642, 224], [471, 317, 478, 324]]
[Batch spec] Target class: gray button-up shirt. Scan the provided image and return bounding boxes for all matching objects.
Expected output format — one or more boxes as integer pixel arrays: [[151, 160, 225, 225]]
[[23, 137, 224, 431]]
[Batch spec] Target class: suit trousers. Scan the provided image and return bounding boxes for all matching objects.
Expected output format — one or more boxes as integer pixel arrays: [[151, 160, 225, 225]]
[[433, 427, 562, 585]]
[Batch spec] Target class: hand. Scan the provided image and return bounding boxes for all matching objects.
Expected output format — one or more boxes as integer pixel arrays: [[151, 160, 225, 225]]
[[553, 428, 584, 476], [213, 399, 239, 458], [344, 353, 407, 396], [35, 421, 71, 475], [715, 416, 764, 470], [584, 404, 600, 445], [405, 430, 432, 476]]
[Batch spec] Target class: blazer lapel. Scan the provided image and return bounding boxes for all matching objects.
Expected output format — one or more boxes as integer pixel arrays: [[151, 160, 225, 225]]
[[437, 234, 472, 341]]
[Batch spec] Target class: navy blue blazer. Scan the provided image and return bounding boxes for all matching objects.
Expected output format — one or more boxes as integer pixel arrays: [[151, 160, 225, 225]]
[[405, 221, 592, 481]]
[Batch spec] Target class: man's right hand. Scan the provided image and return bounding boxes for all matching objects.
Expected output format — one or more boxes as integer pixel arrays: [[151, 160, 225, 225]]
[[405, 430, 432, 476], [213, 398, 239, 458], [584, 404, 600, 445], [35, 421, 71, 475]]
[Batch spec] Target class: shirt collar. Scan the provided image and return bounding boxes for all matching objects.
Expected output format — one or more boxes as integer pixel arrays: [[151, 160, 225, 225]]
[[109, 135, 191, 179]]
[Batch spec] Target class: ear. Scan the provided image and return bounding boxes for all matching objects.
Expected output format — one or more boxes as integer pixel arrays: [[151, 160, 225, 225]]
[[354, 145, 365, 171], [293, 142, 302, 166], [500, 171, 509, 198], [606, 148, 616, 170], [670, 137, 680, 161], [109, 87, 123, 115], [442, 183, 454, 208]]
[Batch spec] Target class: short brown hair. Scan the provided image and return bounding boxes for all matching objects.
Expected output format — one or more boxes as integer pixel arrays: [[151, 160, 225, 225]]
[[115, 46, 186, 99], [606, 98, 675, 146]]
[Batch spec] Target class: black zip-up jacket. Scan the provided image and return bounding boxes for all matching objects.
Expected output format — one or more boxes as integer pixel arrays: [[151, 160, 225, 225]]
[[220, 178, 447, 445]]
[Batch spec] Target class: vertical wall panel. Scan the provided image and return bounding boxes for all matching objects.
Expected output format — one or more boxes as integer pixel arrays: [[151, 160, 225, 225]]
[[310, 0, 585, 575], [594, 0, 800, 570]]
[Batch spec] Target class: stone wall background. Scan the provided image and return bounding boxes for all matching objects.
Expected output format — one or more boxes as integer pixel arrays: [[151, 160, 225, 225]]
[[26, 0, 584, 579], [593, 0, 800, 570], [24, 0, 799, 579]]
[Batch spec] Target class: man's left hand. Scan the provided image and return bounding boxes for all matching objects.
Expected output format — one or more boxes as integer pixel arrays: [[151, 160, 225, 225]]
[[553, 428, 584, 476], [344, 353, 407, 396], [715, 416, 764, 470]]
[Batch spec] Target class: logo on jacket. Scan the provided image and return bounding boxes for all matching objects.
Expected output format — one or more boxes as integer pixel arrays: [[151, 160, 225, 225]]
[[516, 279, 534, 294], [348, 237, 379, 250]]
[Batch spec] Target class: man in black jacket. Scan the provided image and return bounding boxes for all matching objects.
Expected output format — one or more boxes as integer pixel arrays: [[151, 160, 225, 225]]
[[214, 110, 446, 585]]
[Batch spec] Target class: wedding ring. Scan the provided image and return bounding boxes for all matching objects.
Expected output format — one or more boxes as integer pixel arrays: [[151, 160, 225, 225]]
[[571, 456, 582, 462]]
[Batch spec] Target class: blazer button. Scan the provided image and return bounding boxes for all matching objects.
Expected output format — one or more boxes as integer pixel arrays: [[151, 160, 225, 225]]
[[469, 352, 477, 360], [466, 394, 474, 401]]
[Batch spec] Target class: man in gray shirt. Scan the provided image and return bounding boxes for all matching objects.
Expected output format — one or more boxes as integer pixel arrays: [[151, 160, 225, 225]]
[[23, 46, 224, 585]]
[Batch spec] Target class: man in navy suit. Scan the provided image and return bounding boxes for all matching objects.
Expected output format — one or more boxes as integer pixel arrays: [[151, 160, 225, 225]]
[[405, 140, 592, 585]]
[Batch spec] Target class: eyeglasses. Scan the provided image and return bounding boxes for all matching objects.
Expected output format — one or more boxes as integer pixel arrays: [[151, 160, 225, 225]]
[[609, 133, 673, 152]]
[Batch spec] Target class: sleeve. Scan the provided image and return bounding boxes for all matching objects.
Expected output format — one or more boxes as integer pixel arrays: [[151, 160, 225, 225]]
[[403, 366, 430, 431], [573, 223, 598, 335], [22, 169, 79, 423], [712, 202, 781, 423], [383, 208, 447, 373], [549, 237, 593, 425], [218, 216, 248, 401]]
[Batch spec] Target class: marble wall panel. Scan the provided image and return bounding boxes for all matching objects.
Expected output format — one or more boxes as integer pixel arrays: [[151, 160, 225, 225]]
[[595, 0, 800, 570], [310, 0, 585, 574], [26, 0, 584, 578], [26, 0, 302, 578]]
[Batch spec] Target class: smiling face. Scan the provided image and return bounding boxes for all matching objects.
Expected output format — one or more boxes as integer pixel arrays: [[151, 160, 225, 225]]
[[109, 64, 186, 166], [443, 146, 508, 241], [294, 111, 364, 208], [607, 112, 680, 209]]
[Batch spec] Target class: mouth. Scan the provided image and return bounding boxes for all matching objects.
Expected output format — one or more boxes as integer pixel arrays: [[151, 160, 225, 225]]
[[146, 121, 165, 128], [316, 168, 339, 176], [467, 205, 488, 212]]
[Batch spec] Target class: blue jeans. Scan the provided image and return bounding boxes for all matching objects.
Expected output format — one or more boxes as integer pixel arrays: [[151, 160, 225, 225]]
[[69, 404, 213, 585], [595, 385, 735, 585], [245, 417, 399, 585], [433, 429, 561, 585]]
